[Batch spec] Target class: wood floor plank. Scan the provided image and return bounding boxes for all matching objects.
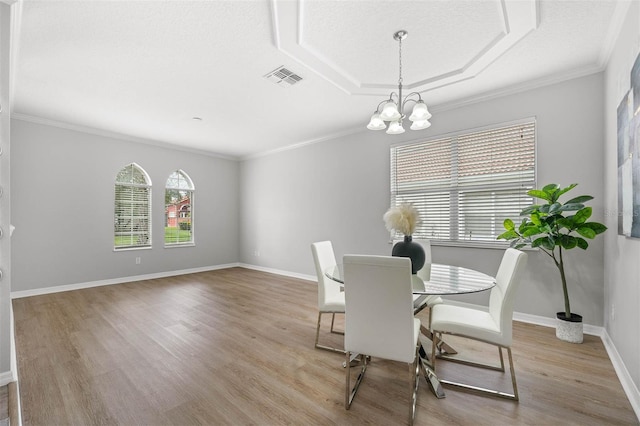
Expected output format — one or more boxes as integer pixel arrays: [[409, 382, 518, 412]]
[[12, 267, 639, 425]]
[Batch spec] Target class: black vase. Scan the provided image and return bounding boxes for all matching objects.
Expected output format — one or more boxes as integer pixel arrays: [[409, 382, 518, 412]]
[[391, 235, 425, 274]]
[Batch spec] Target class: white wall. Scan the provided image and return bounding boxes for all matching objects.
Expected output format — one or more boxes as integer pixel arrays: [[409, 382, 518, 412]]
[[240, 72, 606, 326], [11, 118, 240, 292], [604, 1, 640, 398]]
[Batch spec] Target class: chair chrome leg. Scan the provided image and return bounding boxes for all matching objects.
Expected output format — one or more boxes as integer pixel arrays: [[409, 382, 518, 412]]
[[315, 312, 345, 353], [408, 345, 420, 425], [431, 332, 438, 372], [330, 313, 344, 335], [345, 352, 367, 409], [508, 347, 519, 401], [437, 343, 519, 401]]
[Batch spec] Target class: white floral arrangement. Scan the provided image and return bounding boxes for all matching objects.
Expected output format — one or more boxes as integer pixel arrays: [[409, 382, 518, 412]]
[[383, 203, 420, 236]]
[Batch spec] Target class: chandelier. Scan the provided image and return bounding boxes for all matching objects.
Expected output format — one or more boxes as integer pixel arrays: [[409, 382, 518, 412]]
[[367, 30, 432, 134]]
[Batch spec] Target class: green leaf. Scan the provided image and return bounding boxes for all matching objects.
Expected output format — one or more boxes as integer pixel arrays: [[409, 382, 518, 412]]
[[558, 203, 585, 212], [518, 220, 528, 233], [503, 218, 515, 231], [520, 205, 540, 215], [560, 235, 577, 249], [565, 195, 593, 204], [532, 236, 554, 250], [539, 204, 550, 214], [576, 226, 596, 239], [573, 207, 592, 224], [554, 183, 578, 199], [576, 238, 589, 250], [556, 217, 574, 230], [530, 213, 541, 226], [513, 242, 527, 249], [528, 189, 552, 202], [548, 202, 562, 213], [522, 226, 542, 237], [580, 222, 608, 235], [497, 230, 519, 240], [542, 183, 559, 193]]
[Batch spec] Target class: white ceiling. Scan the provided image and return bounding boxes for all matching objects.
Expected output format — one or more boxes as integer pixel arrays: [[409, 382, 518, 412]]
[[11, 0, 625, 159]]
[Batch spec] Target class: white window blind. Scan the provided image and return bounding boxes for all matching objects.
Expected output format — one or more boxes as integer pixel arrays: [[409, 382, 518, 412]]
[[114, 163, 152, 250], [390, 119, 536, 247], [165, 170, 194, 246]]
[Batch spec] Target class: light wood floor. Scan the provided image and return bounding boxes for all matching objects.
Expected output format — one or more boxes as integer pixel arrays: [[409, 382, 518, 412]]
[[12, 267, 639, 425]]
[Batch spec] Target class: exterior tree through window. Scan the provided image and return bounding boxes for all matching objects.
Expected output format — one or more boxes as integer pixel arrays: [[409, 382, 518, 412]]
[[165, 170, 194, 246]]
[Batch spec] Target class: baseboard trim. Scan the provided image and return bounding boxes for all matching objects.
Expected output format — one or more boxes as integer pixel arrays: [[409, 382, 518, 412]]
[[601, 330, 640, 420], [10, 263, 241, 299], [238, 263, 316, 282]]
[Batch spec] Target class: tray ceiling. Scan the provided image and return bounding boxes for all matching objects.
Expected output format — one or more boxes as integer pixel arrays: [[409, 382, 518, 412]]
[[11, 0, 625, 158]]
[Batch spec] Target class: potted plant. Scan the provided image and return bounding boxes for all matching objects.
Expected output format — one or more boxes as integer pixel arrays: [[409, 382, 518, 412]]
[[384, 203, 425, 274], [497, 183, 607, 343]]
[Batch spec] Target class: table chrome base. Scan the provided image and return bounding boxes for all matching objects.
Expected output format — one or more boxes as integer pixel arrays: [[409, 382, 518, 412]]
[[418, 343, 445, 398]]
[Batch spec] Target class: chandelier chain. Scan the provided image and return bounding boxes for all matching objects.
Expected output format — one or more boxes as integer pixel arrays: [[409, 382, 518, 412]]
[[398, 36, 403, 85]]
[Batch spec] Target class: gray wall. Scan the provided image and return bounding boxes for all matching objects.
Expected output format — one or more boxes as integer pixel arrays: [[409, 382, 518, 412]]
[[0, 2, 13, 381], [11, 118, 240, 292], [604, 1, 640, 397], [240, 72, 606, 326]]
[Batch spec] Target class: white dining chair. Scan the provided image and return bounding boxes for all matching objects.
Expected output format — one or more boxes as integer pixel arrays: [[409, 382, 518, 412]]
[[311, 241, 345, 353], [343, 255, 422, 425], [429, 248, 528, 400]]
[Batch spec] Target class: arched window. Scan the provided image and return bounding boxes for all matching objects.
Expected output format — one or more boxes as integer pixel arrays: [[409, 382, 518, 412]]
[[165, 170, 194, 246], [114, 163, 152, 250]]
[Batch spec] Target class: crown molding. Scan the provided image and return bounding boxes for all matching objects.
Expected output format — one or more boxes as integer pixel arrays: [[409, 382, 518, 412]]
[[241, 126, 363, 161], [11, 113, 239, 161], [433, 64, 604, 114]]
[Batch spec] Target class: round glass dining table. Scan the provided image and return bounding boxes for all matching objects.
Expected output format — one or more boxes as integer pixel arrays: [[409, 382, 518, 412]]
[[325, 262, 496, 296]]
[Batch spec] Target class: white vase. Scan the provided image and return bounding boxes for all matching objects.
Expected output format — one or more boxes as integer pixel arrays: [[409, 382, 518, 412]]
[[555, 312, 583, 343]]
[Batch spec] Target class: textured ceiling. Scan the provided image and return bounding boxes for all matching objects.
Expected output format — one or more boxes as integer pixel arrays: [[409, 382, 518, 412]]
[[11, 0, 625, 159]]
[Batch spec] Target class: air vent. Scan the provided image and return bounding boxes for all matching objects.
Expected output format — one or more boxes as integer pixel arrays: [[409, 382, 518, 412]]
[[264, 66, 303, 87]]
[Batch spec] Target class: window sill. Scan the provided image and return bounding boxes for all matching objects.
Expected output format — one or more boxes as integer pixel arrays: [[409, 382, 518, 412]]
[[429, 240, 538, 251], [113, 246, 152, 252], [164, 243, 195, 249]]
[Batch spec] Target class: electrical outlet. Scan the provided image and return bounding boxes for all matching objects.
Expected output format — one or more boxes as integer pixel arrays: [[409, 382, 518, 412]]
[[136, 257, 141, 265], [253, 250, 260, 257]]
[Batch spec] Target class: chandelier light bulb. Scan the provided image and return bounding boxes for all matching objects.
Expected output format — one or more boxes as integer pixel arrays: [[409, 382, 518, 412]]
[[409, 101, 432, 122], [410, 120, 431, 131], [367, 112, 386, 130], [386, 120, 405, 135], [380, 100, 401, 121]]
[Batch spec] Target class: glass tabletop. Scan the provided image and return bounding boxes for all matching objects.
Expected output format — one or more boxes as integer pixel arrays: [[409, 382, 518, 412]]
[[325, 263, 495, 295]]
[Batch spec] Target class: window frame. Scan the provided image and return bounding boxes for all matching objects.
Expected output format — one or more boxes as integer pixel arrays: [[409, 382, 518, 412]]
[[113, 163, 152, 251], [389, 117, 537, 249], [164, 169, 195, 248]]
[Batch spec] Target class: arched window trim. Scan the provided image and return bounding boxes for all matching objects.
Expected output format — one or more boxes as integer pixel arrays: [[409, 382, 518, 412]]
[[114, 163, 152, 250], [164, 169, 195, 247]]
